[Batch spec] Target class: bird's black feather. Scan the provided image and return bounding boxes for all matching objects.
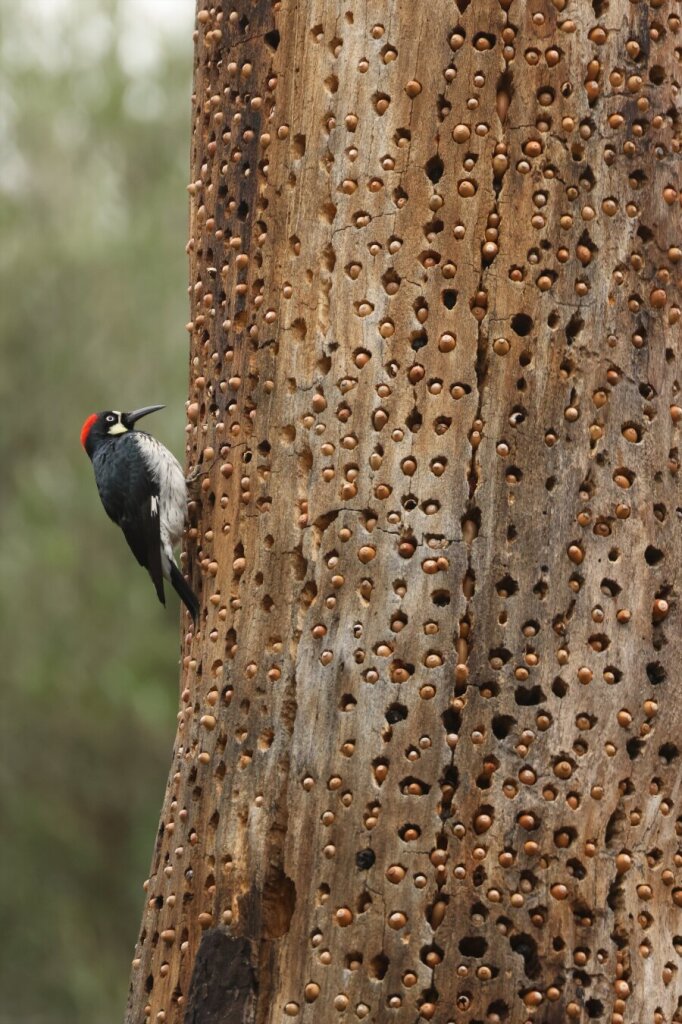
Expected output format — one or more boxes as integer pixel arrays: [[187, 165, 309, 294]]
[[170, 562, 200, 625], [92, 434, 166, 605]]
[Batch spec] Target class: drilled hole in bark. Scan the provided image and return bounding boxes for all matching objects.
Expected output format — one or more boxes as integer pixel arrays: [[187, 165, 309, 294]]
[[425, 154, 444, 184], [510, 933, 541, 979], [645, 545, 664, 565], [262, 868, 296, 938], [647, 661, 666, 685], [370, 952, 389, 979], [459, 935, 488, 957], [492, 715, 516, 739], [496, 575, 518, 597], [515, 685, 545, 706], [511, 313, 533, 336], [386, 703, 408, 723]]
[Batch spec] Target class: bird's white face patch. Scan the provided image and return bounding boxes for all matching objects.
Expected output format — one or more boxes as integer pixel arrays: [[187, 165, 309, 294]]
[[107, 411, 127, 435]]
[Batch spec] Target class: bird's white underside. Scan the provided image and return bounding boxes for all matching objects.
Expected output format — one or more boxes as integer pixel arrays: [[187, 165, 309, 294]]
[[133, 432, 187, 579]]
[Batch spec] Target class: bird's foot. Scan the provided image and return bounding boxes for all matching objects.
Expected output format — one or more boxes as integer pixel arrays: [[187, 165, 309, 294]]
[[186, 456, 221, 496], [186, 464, 207, 498]]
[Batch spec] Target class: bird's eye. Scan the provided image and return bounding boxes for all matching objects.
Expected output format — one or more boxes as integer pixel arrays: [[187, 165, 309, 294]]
[[106, 414, 116, 423]]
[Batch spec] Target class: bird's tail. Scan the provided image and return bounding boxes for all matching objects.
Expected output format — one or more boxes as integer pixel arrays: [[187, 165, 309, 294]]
[[169, 561, 200, 625]]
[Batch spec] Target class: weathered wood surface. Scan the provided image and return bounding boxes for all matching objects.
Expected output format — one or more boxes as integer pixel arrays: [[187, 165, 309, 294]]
[[126, 2, 682, 1021]]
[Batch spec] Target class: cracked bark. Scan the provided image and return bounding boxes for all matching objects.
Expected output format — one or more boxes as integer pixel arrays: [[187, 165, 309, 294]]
[[125, 2, 682, 1022]]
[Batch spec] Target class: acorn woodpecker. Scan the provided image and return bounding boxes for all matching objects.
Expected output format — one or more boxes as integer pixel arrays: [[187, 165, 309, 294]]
[[81, 405, 199, 624]]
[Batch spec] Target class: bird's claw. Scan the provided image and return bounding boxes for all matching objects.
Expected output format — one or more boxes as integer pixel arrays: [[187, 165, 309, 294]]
[[186, 464, 207, 498], [186, 454, 221, 489]]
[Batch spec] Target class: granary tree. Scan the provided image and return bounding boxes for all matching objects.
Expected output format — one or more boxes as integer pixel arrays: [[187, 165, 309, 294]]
[[126, 1, 682, 1021]]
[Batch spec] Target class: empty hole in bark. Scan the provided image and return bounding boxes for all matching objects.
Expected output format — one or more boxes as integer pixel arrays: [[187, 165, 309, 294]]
[[565, 313, 584, 342], [515, 685, 546, 706], [472, 866, 487, 887], [459, 935, 488, 957], [264, 28, 281, 50], [425, 154, 444, 184], [492, 715, 516, 739], [647, 661, 666, 685], [370, 952, 389, 979], [386, 703, 408, 723], [510, 933, 541, 978], [626, 737, 645, 760], [262, 867, 296, 938], [645, 545, 664, 565], [442, 707, 462, 733], [511, 313, 533, 336], [406, 407, 423, 431]]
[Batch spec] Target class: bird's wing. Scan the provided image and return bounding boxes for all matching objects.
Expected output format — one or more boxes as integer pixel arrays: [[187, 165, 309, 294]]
[[94, 436, 166, 604]]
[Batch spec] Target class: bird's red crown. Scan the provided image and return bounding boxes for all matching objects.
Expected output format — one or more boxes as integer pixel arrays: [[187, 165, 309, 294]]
[[80, 413, 98, 449]]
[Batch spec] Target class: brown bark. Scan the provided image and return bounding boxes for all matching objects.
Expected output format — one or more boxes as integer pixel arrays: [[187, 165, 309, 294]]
[[126, 2, 682, 1022]]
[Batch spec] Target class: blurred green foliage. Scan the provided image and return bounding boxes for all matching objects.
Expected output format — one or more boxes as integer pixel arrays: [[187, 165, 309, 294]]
[[0, 3, 194, 1021]]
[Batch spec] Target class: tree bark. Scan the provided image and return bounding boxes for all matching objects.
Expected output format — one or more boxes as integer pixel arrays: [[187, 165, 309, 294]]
[[126, 2, 682, 1022]]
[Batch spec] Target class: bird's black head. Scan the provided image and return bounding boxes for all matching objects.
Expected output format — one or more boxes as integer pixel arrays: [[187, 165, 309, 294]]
[[80, 405, 165, 459]]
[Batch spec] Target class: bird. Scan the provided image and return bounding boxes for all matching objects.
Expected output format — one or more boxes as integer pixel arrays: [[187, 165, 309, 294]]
[[81, 405, 199, 625]]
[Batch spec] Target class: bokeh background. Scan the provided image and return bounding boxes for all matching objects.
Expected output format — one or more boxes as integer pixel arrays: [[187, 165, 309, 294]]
[[0, 2, 195, 1020]]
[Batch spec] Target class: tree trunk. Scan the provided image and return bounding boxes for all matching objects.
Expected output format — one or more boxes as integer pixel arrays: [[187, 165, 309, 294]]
[[126, 2, 682, 1021]]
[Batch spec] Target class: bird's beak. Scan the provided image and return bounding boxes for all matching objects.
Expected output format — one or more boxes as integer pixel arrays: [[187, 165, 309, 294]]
[[125, 404, 165, 426]]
